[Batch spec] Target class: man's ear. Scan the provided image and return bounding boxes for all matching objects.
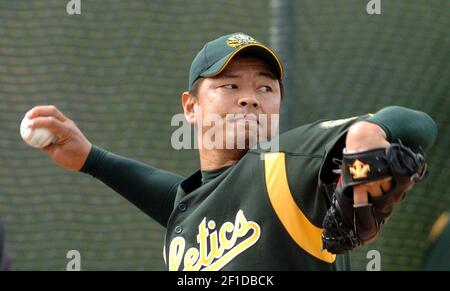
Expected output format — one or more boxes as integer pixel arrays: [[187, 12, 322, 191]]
[[182, 91, 197, 125]]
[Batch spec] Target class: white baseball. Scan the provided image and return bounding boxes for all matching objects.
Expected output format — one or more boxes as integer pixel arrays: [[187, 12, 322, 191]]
[[20, 115, 57, 148]]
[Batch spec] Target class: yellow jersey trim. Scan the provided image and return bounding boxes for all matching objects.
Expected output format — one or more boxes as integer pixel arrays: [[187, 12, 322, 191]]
[[264, 152, 336, 263]]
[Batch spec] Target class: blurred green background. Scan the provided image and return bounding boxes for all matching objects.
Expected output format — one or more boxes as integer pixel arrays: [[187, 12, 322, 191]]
[[0, 0, 448, 270]]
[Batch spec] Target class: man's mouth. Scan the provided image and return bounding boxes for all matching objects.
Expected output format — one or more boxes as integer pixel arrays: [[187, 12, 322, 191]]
[[228, 114, 259, 124]]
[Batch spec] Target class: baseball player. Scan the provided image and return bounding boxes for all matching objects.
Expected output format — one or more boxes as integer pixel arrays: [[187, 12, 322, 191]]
[[25, 33, 437, 270]]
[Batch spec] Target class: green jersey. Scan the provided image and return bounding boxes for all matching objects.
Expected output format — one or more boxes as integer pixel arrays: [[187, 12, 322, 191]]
[[81, 106, 437, 271], [163, 116, 361, 271]]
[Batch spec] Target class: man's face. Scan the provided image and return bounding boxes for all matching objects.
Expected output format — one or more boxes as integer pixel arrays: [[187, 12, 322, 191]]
[[189, 57, 281, 150]]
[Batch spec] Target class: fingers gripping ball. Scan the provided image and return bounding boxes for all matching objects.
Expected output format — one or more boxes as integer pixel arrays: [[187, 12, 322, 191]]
[[321, 142, 428, 254], [20, 115, 57, 148]]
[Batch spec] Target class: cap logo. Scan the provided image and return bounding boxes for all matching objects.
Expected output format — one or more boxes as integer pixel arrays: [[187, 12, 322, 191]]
[[226, 33, 258, 48]]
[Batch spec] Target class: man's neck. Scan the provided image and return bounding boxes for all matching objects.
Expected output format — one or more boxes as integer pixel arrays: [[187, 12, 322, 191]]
[[199, 149, 247, 171]]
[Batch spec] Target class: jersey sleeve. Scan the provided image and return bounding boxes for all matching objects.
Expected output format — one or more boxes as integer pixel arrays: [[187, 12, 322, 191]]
[[319, 106, 437, 185], [366, 106, 437, 152], [80, 145, 184, 227], [275, 105, 438, 203]]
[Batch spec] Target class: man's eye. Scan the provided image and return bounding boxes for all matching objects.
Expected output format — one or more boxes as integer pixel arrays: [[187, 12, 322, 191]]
[[222, 84, 238, 89], [259, 86, 272, 93]]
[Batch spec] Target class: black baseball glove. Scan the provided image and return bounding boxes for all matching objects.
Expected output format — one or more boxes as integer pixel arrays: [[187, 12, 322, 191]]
[[322, 141, 428, 254]]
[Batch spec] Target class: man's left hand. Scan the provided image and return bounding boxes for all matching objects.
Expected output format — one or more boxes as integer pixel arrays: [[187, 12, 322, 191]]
[[346, 121, 394, 205]]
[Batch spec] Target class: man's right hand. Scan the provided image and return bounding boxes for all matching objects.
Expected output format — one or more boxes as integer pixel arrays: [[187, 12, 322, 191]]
[[25, 105, 92, 171]]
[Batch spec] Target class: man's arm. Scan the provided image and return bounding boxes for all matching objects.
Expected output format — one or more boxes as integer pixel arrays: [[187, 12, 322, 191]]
[[26, 105, 183, 227], [346, 106, 437, 204], [366, 105, 437, 152], [322, 106, 437, 253], [80, 146, 183, 226]]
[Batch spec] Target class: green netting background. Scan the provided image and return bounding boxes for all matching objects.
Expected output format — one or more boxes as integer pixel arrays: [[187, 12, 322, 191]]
[[0, 0, 448, 270]]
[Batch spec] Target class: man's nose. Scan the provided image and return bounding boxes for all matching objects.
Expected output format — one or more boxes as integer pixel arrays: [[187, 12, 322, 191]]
[[238, 94, 260, 108]]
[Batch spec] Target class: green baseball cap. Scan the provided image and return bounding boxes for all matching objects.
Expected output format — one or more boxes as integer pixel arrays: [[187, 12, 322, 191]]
[[189, 32, 284, 90]]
